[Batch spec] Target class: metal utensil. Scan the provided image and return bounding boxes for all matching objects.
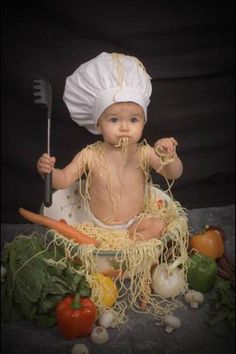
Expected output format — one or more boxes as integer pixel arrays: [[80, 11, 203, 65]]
[[33, 77, 53, 207]]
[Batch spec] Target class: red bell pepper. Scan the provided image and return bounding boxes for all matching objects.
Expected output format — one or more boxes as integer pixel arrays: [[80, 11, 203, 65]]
[[56, 294, 97, 340]]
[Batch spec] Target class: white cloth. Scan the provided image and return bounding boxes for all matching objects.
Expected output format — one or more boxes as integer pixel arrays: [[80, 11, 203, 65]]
[[86, 203, 137, 230], [63, 52, 152, 134]]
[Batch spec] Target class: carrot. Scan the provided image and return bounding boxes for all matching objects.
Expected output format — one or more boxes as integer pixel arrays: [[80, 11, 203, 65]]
[[18, 207, 99, 247]]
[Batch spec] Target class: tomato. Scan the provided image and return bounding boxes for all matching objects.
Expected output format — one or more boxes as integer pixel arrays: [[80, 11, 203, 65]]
[[189, 225, 225, 260]]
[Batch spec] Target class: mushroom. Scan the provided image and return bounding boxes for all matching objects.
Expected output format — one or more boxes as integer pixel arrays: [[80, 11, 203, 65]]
[[90, 326, 109, 344], [71, 343, 89, 354], [163, 314, 181, 333], [98, 310, 114, 328], [184, 290, 204, 308]]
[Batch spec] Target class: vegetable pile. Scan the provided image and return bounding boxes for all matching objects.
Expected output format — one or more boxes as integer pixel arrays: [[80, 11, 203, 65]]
[[1, 233, 91, 328], [1, 218, 235, 341], [188, 224, 235, 329]]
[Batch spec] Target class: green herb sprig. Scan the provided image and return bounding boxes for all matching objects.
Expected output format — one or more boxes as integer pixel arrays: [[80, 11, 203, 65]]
[[208, 277, 235, 329]]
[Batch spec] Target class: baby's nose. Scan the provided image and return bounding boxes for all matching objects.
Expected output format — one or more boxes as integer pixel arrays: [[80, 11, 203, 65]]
[[120, 121, 129, 131]]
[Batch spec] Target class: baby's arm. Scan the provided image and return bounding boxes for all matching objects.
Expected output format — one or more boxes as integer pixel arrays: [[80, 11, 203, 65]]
[[149, 137, 183, 180], [36, 149, 88, 189]]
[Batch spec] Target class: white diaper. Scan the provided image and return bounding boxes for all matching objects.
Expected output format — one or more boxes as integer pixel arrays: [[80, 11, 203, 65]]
[[87, 203, 137, 230]]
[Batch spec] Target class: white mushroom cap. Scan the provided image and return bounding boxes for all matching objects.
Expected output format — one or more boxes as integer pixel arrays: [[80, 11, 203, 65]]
[[71, 343, 89, 354], [90, 326, 109, 344], [98, 310, 114, 328], [184, 290, 204, 308], [163, 314, 181, 333]]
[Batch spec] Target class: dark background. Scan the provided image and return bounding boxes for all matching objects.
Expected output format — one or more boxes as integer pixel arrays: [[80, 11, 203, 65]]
[[1, 0, 235, 223]]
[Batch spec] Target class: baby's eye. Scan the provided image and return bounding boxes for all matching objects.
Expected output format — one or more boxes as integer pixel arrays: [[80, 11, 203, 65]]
[[130, 117, 139, 123], [109, 117, 118, 123]]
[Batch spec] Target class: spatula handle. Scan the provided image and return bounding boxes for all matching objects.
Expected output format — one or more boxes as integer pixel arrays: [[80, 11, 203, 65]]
[[44, 172, 52, 207]]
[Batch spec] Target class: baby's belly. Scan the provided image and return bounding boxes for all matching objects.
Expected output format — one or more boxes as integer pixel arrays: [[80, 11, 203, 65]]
[[89, 189, 144, 225]]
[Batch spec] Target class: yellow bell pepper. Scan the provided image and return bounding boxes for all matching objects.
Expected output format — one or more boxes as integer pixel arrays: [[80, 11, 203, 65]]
[[91, 273, 118, 307]]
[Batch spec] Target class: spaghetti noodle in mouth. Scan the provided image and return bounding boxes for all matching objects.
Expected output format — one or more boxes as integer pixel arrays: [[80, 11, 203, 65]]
[[114, 137, 129, 154]]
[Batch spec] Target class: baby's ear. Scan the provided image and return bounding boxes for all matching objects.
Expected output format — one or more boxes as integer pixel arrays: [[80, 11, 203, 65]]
[[96, 125, 102, 133]]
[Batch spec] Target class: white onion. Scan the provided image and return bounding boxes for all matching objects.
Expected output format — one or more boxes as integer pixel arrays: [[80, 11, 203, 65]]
[[151, 263, 185, 298]]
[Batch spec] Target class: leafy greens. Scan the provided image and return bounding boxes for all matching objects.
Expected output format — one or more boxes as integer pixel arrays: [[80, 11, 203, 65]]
[[1, 233, 91, 328]]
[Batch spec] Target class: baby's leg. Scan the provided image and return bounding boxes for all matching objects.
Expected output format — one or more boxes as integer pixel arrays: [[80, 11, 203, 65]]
[[128, 216, 165, 242]]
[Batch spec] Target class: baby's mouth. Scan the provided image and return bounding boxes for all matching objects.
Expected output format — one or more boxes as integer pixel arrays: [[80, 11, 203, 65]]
[[114, 137, 129, 148]]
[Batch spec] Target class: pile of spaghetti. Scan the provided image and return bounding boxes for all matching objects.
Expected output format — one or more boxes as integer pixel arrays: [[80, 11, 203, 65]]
[[47, 192, 189, 327]]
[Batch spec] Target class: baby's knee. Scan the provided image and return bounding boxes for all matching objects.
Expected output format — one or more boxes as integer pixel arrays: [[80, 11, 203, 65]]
[[129, 217, 165, 241], [151, 217, 165, 237]]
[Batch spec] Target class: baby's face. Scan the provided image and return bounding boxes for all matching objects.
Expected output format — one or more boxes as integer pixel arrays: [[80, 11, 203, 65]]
[[97, 102, 145, 147]]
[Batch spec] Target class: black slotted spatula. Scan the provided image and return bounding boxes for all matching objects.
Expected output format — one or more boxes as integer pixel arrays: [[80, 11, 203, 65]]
[[33, 78, 53, 207]]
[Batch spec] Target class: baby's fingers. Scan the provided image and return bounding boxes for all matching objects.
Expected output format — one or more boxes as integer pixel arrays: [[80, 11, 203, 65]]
[[170, 137, 178, 146], [37, 154, 56, 174], [40, 154, 55, 165], [155, 138, 178, 157], [166, 138, 178, 155]]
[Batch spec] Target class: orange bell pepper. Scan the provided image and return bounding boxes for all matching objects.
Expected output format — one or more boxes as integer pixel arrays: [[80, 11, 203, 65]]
[[189, 225, 224, 260]]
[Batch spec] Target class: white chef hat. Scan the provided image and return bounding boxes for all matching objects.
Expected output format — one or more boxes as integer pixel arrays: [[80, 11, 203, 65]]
[[63, 52, 152, 135]]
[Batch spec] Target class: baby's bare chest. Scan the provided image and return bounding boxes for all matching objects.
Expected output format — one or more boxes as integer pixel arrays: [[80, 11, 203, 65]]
[[91, 157, 145, 191]]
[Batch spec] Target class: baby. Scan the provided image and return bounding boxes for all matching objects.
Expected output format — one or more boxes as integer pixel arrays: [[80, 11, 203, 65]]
[[37, 53, 183, 241]]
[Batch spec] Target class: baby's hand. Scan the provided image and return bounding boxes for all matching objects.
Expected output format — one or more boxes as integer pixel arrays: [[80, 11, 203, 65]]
[[154, 137, 178, 159], [37, 153, 56, 176]]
